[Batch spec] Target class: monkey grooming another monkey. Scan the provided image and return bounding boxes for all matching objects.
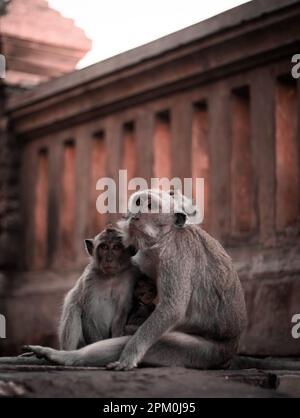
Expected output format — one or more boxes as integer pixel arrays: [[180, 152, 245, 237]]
[[59, 227, 138, 350], [24, 189, 247, 371]]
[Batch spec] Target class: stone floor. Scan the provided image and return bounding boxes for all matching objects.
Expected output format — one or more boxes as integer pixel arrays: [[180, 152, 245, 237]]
[[0, 364, 300, 398]]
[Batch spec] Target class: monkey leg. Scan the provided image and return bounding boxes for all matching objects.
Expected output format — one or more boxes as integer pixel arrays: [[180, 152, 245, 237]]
[[107, 332, 236, 370], [24, 337, 131, 367], [22, 345, 75, 366], [22, 345, 84, 366], [24, 333, 236, 369], [141, 332, 236, 369]]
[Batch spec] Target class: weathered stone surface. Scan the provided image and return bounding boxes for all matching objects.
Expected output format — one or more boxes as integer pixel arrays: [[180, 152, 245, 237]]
[[0, 0, 91, 85], [0, 0, 9, 16], [1, 0, 300, 361], [240, 276, 300, 356], [0, 87, 22, 271], [0, 366, 287, 398], [0, 272, 78, 355], [229, 246, 300, 356], [276, 374, 300, 398]]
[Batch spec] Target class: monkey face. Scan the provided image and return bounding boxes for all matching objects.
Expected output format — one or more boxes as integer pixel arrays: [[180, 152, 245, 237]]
[[85, 228, 136, 275], [118, 190, 187, 250], [168, 189, 200, 225]]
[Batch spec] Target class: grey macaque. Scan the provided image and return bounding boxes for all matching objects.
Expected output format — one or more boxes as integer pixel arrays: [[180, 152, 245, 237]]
[[24, 189, 247, 371], [59, 227, 138, 350], [168, 188, 201, 225]]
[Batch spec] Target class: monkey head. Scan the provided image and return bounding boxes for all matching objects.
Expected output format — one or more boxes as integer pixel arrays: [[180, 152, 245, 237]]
[[118, 190, 187, 250], [85, 227, 137, 275], [168, 189, 201, 225]]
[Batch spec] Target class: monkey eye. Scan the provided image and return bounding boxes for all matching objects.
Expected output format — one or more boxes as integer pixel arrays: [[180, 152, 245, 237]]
[[113, 243, 123, 251], [136, 198, 141, 206], [99, 243, 109, 251]]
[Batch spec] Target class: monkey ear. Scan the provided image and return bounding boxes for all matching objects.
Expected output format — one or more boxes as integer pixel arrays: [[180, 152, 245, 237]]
[[174, 212, 187, 227], [127, 245, 138, 257], [84, 239, 94, 256]]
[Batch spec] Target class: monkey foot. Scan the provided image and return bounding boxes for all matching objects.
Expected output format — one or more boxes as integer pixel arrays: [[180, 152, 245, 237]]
[[18, 351, 36, 358], [22, 345, 60, 365], [106, 360, 137, 371]]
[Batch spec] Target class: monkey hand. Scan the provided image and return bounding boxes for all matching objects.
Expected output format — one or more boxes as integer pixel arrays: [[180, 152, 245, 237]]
[[106, 354, 139, 371]]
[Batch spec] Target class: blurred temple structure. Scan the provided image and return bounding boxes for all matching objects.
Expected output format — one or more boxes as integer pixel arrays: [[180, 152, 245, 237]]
[[0, 0, 299, 356]]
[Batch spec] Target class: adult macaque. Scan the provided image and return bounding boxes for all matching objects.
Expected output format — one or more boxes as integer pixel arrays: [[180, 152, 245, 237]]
[[168, 189, 201, 225], [24, 189, 247, 371], [59, 227, 138, 350]]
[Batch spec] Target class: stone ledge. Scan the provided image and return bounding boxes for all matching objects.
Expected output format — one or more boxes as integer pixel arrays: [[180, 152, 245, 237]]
[[0, 366, 291, 398], [7, 0, 300, 110]]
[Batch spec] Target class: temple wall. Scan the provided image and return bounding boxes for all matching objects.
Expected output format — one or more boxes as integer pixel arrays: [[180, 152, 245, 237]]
[[0, 0, 300, 355]]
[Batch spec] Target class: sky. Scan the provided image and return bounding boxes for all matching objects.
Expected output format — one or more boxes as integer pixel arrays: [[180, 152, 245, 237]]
[[48, 0, 252, 68]]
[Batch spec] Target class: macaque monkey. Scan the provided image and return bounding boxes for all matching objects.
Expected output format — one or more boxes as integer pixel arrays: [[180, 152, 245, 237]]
[[24, 189, 247, 371], [125, 274, 157, 334], [168, 189, 201, 225], [59, 227, 138, 350]]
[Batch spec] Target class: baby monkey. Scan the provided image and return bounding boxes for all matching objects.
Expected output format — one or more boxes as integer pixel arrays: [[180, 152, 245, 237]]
[[59, 227, 138, 350]]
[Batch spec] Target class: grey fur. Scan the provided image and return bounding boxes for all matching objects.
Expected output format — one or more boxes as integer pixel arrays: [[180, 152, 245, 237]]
[[59, 228, 138, 350], [105, 190, 247, 370], [23, 190, 247, 371]]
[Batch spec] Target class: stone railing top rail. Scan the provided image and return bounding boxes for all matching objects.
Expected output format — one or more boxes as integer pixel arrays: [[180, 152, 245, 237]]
[[6, 0, 300, 111]]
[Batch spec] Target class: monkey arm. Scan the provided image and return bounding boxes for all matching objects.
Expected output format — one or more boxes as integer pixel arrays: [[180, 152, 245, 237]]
[[107, 268, 191, 370], [111, 309, 128, 338], [111, 275, 137, 338], [107, 303, 185, 370], [59, 289, 85, 350], [59, 305, 85, 350], [111, 282, 135, 338]]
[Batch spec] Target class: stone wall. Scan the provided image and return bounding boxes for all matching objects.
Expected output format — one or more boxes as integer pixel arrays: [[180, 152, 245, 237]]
[[0, 0, 300, 356], [0, 0, 91, 86], [0, 86, 21, 271]]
